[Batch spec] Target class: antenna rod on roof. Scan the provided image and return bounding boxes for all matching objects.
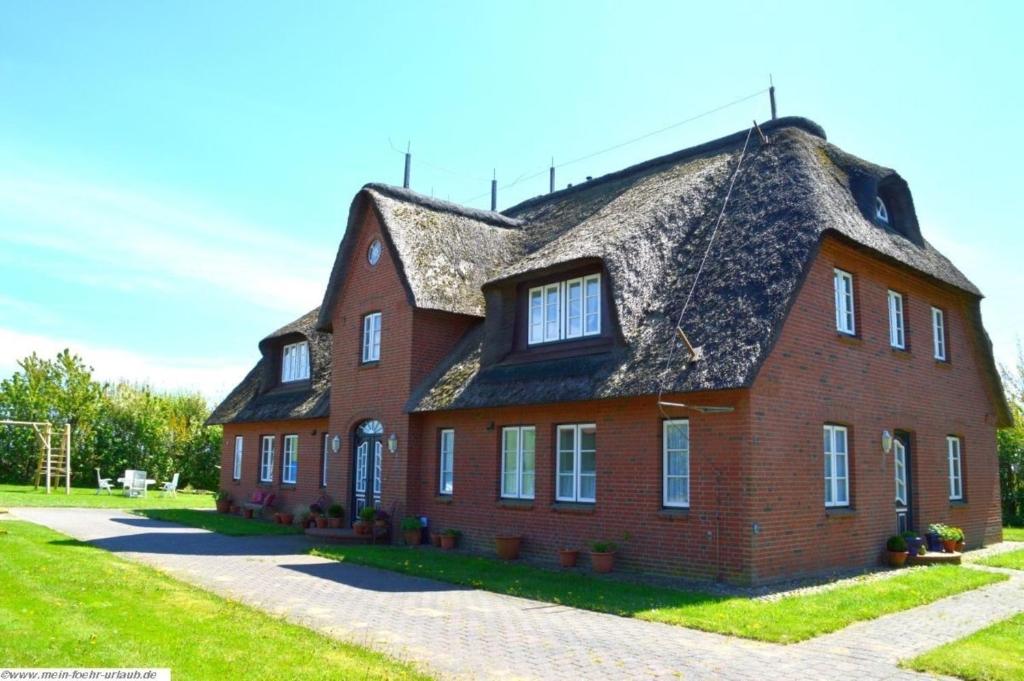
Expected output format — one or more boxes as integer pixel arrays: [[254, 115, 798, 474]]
[[491, 169, 497, 211], [549, 158, 555, 193], [769, 75, 777, 120], [403, 141, 411, 189]]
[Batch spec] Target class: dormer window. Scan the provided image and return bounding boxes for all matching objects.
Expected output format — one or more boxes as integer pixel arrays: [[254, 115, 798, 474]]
[[875, 196, 890, 225], [281, 341, 310, 382], [527, 273, 601, 344]]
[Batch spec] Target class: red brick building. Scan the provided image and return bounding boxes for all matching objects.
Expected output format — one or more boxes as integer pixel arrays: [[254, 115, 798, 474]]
[[209, 118, 1010, 585]]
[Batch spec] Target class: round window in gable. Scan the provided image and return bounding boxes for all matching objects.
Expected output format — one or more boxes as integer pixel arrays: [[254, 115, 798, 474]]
[[367, 239, 382, 266], [875, 196, 890, 225]]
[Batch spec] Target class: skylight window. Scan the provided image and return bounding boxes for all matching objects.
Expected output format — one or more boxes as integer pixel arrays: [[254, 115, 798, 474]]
[[875, 196, 890, 225]]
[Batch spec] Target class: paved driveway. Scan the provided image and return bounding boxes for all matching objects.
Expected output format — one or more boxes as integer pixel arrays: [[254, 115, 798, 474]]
[[11, 508, 1024, 680]]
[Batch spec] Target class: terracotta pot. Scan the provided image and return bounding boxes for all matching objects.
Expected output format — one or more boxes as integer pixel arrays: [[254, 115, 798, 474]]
[[279, 513, 293, 525], [327, 517, 342, 529], [591, 551, 615, 573], [272, 512, 282, 524], [430, 531, 442, 547], [558, 549, 579, 568], [887, 550, 909, 567], [955, 540, 965, 552], [216, 500, 231, 514], [495, 536, 522, 560], [354, 520, 372, 536], [404, 529, 421, 546], [440, 534, 457, 550], [316, 517, 328, 529], [942, 539, 958, 553], [243, 508, 254, 519]]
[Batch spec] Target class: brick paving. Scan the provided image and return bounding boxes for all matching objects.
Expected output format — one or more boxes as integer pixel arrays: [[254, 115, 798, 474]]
[[11, 508, 1024, 680]]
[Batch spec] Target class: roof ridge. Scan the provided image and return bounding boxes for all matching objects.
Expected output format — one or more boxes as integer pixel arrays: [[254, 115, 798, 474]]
[[364, 183, 524, 229], [502, 116, 826, 217]]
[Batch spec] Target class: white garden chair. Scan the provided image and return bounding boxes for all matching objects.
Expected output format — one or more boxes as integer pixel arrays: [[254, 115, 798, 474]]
[[128, 470, 148, 498], [120, 469, 137, 496], [95, 468, 113, 495], [159, 473, 179, 497]]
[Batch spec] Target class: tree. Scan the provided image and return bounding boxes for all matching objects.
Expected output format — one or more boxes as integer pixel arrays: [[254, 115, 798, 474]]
[[999, 343, 1024, 525]]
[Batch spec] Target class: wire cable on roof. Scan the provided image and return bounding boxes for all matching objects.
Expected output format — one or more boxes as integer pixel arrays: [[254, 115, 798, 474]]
[[656, 124, 755, 419]]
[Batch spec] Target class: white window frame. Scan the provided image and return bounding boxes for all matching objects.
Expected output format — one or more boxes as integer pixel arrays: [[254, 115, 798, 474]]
[[932, 307, 947, 361], [527, 274, 602, 345], [834, 269, 855, 335], [947, 436, 963, 501], [281, 434, 298, 484], [281, 341, 310, 382], [362, 312, 382, 363], [663, 419, 690, 508], [875, 196, 890, 224], [888, 290, 905, 349], [823, 424, 850, 508], [232, 436, 243, 481], [501, 426, 536, 500], [320, 433, 329, 488], [439, 429, 454, 495], [893, 438, 907, 506], [556, 423, 596, 503], [259, 435, 275, 483]]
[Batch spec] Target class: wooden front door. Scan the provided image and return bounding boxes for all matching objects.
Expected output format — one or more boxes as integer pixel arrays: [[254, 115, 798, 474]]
[[894, 432, 912, 534], [353, 420, 383, 520]]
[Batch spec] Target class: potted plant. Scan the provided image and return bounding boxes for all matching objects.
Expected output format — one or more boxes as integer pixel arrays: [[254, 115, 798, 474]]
[[953, 527, 965, 552], [279, 510, 294, 525], [298, 511, 313, 529], [926, 523, 946, 552], [440, 528, 461, 550], [495, 534, 522, 560], [430, 530, 442, 547], [558, 548, 580, 568], [401, 516, 422, 546], [590, 541, 618, 573], [326, 504, 344, 529], [886, 535, 909, 567], [354, 506, 376, 536], [215, 490, 232, 514], [315, 513, 328, 529], [901, 530, 923, 558], [374, 509, 390, 530], [243, 507, 254, 519], [939, 525, 959, 553]]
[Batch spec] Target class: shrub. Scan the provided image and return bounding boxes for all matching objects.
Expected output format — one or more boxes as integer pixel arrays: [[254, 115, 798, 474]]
[[215, 489, 231, 502], [358, 506, 376, 522], [886, 535, 908, 552], [442, 528, 461, 538], [400, 516, 421, 531], [326, 504, 344, 519], [591, 540, 618, 553]]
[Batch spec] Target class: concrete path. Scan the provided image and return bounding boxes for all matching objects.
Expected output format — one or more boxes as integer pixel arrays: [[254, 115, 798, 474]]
[[10, 508, 1024, 681]]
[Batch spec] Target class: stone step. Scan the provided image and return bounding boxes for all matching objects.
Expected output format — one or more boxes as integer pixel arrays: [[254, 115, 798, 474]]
[[908, 551, 961, 565], [304, 527, 375, 544]]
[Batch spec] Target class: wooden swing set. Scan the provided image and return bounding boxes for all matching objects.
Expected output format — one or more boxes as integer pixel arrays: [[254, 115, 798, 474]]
[[0, 419, 72, 494]]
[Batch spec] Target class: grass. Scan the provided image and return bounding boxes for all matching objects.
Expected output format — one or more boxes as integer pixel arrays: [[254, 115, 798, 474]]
[[978, 548, 1024, 571], [904, 611, 1024, 681], [135, 508, 302, 536], [1004, 526, 1024, 542], [310, 545, 1006, 643], [0, 483, 213, 509], [0, 520, 429, 680]]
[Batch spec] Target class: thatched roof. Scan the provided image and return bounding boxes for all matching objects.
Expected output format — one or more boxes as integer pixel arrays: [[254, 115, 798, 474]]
[[400, 117, 1009, 425], [207, 307, 330, 425]]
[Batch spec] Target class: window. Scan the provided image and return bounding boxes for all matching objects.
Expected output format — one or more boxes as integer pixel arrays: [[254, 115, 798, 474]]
[[947, 436, 963, 501], [527, 274, 601, 344], [282, 434, 298, 484], [663, 420, 690, 508], [320, 433, 329, 488], [823, 425, 850, 508], [893, 438, 907, 506], [556, 424, 596, 502], [501, 426, 536, 499], [259, 435, 275, 482], [875, 196, 890, 224], [932, 307, 947, 360], [232, 436, 243, 481], [834, 269, 855, 335], [438, 429, 454, 495], [281, 341, 310, 382], [362, 312, 382, 362], [888, 290, 905, 349]]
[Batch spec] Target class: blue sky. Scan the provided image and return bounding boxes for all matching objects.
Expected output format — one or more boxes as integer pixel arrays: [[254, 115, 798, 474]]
[[1, 1, 1021, 400]]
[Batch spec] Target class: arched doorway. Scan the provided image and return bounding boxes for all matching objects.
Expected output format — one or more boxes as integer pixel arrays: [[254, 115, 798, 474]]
[[352, 419, 383, 521]]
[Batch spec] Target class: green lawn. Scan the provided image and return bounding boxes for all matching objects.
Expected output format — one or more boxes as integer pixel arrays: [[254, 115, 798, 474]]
[[0, 483, 213, 509], [311, 545, 1005, 643], [0, 520, 428, 680], [1004, 526, 1024, 542], [978, 548, 1024, 571], [904, 611, 1024, 681], [135, 508, 302, 536]]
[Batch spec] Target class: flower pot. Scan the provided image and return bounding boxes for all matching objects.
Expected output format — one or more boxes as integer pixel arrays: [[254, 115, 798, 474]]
[[279, 513, 293, 525], [904, 536, 923, 557], [440, 534, 457, 550], [327, 517, 343, 529], [925, 532, 942, 552], [354, 520, 372, 536], [430, 531, 442, 547], [887, 550, 909, 568], [316, 517, 328, 529], [591, 551, 615, 574], [404, 529, 421, 546], [942, 539, 958, 553], [955, 540, 965, 552], [216, 500, 231, 514], [558, 549, 579, 568], [243, 508, 254, 519], [495, 536, 522, 560]]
